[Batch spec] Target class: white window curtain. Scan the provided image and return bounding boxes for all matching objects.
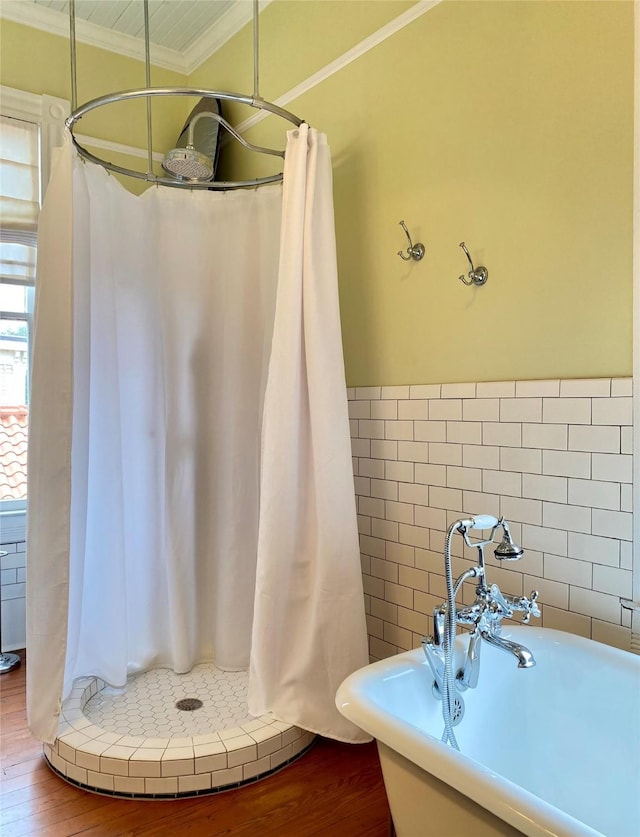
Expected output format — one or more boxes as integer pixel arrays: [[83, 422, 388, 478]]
[[27, 125, 370, 745]]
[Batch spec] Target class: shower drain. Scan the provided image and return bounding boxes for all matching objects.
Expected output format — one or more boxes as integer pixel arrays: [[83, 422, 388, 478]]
[[175, 697, 203, 711]]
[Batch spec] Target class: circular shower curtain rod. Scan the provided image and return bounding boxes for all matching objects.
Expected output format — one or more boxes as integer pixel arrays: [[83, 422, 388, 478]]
[[65, 0, 306, 189], [66, 88, 304, 189]]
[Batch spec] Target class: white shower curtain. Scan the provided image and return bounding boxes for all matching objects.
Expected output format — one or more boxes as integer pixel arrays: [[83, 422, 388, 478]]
[[248, 127, 370, 741], [27, 125, 369, 744]]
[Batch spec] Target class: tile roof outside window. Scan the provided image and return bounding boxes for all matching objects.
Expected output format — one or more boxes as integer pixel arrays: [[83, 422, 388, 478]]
[[0, 405, 27, 500]]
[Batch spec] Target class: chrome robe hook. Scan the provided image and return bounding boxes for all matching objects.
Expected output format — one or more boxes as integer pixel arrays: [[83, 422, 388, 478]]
[[397, 221, 425, 261], [459, 242, 488, 286]]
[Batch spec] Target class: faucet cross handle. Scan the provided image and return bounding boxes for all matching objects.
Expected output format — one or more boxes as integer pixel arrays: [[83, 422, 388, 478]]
[[488, 584, 513, 618], [520, 590, 540, 624]]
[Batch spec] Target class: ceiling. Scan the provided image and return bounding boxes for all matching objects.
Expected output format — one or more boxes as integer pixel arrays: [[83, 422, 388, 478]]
[[1, 0, 268, 74], [33, 1, 235, 53]]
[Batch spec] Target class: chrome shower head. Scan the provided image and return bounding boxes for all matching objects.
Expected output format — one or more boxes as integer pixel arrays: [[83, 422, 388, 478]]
[[494, 518, 524, 561], [162, 145, 213, 182]]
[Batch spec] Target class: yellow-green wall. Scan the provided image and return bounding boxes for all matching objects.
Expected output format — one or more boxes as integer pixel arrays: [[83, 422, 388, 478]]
[[198, 0, 635, 386], [1, 1, 634, 386]]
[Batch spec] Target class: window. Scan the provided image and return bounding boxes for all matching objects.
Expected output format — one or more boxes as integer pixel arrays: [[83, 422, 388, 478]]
[[0, 88, 66, 542], [0, 115, 39, 510]]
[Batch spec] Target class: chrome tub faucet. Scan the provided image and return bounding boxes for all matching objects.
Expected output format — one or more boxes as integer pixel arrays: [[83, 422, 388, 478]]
[[422, 516, 540, 703]]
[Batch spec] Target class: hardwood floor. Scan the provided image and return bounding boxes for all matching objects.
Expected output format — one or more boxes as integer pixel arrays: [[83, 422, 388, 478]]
[[1, 653, 392, 836]]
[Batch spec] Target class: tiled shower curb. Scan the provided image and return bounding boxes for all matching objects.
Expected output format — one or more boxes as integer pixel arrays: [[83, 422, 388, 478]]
[[44, 675, 315, 798]]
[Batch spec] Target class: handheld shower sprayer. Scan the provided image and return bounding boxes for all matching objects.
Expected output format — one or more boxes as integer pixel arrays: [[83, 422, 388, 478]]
[[456, 515, 524, 561], [456, 514, 499, 534]]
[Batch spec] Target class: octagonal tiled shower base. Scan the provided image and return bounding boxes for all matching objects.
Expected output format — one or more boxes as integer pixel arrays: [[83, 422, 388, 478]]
[[43, 665, 315, 798]]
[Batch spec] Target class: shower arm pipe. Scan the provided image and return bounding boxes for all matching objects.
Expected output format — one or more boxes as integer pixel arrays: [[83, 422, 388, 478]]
[[185, 111, 284, 158]]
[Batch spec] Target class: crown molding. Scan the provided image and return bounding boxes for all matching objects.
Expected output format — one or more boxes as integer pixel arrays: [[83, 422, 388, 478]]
[[185, 0, 272, 76], [235, 0, 441, 135], [0, 1, 187, 75]]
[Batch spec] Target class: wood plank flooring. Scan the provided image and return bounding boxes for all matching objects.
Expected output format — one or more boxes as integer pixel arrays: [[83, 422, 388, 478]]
[[1, 652, 392, 836]]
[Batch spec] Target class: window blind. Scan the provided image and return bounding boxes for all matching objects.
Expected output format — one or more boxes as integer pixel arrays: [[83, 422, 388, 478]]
[[0, 114, 40, 287]]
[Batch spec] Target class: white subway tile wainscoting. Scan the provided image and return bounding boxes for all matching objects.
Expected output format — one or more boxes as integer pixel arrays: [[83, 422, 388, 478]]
[[349, 378, 634, 657], [0, 536, 26, 652]]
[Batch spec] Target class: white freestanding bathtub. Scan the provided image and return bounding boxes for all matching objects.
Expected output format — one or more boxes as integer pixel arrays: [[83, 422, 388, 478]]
[[336, 626, 640, 837]]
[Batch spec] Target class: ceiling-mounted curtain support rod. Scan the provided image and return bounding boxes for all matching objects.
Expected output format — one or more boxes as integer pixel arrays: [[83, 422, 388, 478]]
[[253, 0, 260, 100], [143, 0, 153, 176], [65, 0, 307, 189], [69, 0, 77, 113]]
